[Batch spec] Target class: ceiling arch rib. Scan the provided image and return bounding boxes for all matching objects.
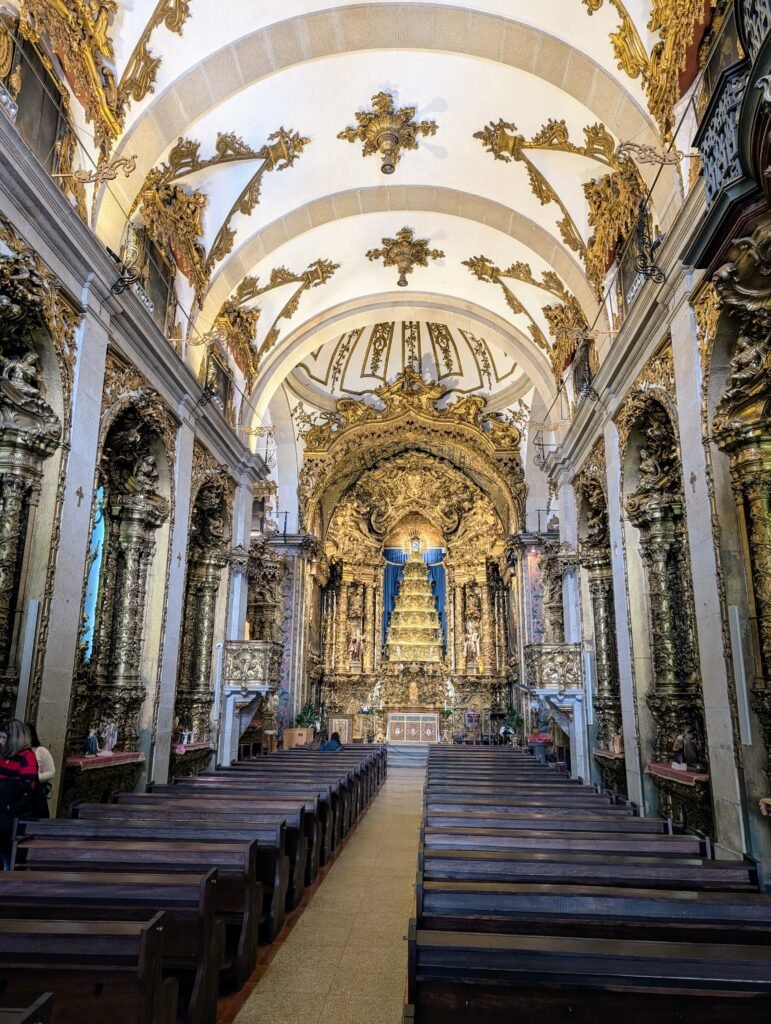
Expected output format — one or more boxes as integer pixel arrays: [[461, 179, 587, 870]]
[[250, 293, 558, 421]]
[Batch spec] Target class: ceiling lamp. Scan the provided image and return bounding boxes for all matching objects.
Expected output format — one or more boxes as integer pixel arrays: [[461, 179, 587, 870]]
[[366, 227, 444, 287], [337, 91, 437, 175]]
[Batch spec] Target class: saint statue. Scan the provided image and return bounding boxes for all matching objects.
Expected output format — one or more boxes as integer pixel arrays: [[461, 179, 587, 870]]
[[463, 618, 480, 662], [1, 350, 41, 398], [83, 727, 100, 756], [100, 721, 118, 754], [349, 625, 365, 663]]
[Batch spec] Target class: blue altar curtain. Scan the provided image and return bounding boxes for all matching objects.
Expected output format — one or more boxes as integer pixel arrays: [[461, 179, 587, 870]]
[[382, 547, 447, 651]]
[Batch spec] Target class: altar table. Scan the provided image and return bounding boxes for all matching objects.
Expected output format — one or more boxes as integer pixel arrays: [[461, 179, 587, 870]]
[[387, 712, 439, 743]]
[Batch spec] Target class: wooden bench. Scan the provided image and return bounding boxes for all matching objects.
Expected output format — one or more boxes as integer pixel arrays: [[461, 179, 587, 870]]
[[407, 924, 771, 1023], [0, 995, 53, 1024], [12, 838, 260, 987], [419, 844, 760, 890], [421, 826, 709, 858], [415, 876, 771, 942], [0, 916, 177, 1024], [0, 870, 219, 1024], [424, 811, 672, 833], [70, 805, 288, 941], [112, 793, 308, 910], [155, 780, 327, 880]]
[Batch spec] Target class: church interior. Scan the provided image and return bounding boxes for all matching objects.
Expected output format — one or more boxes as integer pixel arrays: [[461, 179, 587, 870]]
[[1, 1, 771, 1021]]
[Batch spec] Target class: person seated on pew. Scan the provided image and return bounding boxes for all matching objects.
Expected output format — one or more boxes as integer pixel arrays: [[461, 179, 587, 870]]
[[320, 732, 344, 752], [0, 720, 40, 869]]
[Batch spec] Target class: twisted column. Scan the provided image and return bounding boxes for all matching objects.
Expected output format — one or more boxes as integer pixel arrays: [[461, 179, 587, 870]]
[[0, 474, 30, 669]]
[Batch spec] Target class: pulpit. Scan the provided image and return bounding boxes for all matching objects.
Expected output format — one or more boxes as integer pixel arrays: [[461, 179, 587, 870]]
[[387, 711, 439, 743]]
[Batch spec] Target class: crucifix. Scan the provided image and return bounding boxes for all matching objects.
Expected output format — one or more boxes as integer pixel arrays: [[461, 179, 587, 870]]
[[75, 486, 85, 507]]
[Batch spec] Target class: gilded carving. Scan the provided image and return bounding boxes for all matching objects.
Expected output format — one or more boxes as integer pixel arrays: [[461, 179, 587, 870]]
[[366, 227, 444, 288], [337, 91, 437, 175], [584, 165, 646, 295], [581, 0, 649, 79]]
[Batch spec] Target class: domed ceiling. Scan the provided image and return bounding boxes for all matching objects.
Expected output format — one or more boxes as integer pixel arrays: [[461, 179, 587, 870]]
[[290, 319, 529, 409]]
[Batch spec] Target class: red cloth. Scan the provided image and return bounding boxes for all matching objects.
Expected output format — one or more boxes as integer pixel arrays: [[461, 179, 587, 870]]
[[0, 747, 39, 785]]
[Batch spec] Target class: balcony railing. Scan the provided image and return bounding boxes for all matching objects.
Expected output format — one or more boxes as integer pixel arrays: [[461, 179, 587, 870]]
[[738, 0, 771, 65], [223, 640, 283, 690], [694, 59, 748, 210], [524, 644, 582, 691]]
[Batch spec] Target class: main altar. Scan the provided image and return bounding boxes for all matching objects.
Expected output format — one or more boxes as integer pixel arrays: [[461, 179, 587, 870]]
[[296, 371, 523, 742]]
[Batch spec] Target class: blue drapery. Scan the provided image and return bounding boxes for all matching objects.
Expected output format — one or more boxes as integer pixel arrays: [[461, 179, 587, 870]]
[[382, 547, 446, 651]]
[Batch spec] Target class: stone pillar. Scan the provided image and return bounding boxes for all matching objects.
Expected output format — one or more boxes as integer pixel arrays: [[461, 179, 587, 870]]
[[604, 421, 645, 809], [582, 547, 620, 748]]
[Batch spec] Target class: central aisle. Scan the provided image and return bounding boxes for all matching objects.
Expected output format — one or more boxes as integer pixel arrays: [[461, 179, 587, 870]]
[[233, 766, 424, 1024]]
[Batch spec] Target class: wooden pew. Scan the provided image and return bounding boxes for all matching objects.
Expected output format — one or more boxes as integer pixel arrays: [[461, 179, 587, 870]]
[[419, 844, 760, 890], [0, 916, 177, 1024], [12, 838, 260, 987], [71, 804, 288, 941], [0, 995, 53, 1024], [0, 870, 219, 1024], [424, 810, 672, 833], [407, 923, 771, 1023], [112, 793, 308, 911], [421, 826, 709, 858], [154, 780, 326, 881], [415, 876, 771, 942]]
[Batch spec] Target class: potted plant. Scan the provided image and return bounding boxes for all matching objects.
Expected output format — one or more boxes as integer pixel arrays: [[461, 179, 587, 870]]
[[500, 708, 523, 746]]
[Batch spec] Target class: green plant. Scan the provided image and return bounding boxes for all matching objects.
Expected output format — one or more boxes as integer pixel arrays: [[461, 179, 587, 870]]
[[501, 708, 523, 734], [295, 702, 318, 727]]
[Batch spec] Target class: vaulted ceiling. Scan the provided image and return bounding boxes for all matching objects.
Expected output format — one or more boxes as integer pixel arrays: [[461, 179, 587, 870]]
[[10, 2, 708, 436]]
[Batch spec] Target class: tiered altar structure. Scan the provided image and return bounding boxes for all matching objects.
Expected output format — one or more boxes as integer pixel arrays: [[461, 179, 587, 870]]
[[385, 546, 443, 665]]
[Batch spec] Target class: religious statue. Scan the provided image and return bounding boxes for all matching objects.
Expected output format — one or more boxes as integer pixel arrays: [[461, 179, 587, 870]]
[[1, 350, 41, 398], [178, 712, 193, 745], [349, 625, 365, 663], [463, 618, 480, 663], [726, 331, 766, 394], [637, 447, 661, 490], [672, 730, 697, 770], [83, 727, 100, 756], [99, 721, 118, 754]]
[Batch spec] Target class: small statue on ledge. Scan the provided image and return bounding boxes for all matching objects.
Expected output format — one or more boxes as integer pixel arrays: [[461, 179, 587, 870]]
[[83, 727, 100, 757], [349, 625, 365, 664], [671, 730, 698, 771], [178, 712, 194, 746], [99, 721, 118, 755]]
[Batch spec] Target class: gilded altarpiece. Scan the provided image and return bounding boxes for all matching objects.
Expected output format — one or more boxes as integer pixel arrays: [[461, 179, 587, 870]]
[[0, 216, 79, 722], [171, 444, 234, 776], [617, 345, 713, 832], [708, 214, 771, 797], [297, 370, 524, 740], [64, 353, 178, 806]]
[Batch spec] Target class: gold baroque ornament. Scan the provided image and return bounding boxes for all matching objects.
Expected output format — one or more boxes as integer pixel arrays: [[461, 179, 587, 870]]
[[615, 341, 677, 457], [134, 128, 310, 308], [19, 0, 191, 155], [296, 368, 526, 537], [584, 165, 646, 296], [337, 91, 437, 175], [197, 258, 339, 374], [645, 0, 712, 141], [581, 0, 649, 79], [366, 227, 444, 287], [542, 297, 594, 383]]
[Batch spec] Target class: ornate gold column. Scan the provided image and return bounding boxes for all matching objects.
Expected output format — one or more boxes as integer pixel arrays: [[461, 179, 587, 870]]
[[0, 474, 31, 671], [710, 215, 771, 784], [363, 582, 375, 673], [480, 572, 495, 673], [583, 547, 620, 743], [453, 580, 465, 672], [336, 580, 349, 669]]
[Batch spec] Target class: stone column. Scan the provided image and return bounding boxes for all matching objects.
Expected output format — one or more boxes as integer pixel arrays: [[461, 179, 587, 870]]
[[603, 421, 644, 809], [582, 547, 620, 749]]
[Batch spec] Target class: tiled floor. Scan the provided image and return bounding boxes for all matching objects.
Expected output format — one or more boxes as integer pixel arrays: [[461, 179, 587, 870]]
[[232, 767, 424, 1024]]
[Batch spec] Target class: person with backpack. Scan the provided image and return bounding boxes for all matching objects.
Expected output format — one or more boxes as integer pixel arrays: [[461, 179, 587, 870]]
[[0, 719, 40, 869]]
